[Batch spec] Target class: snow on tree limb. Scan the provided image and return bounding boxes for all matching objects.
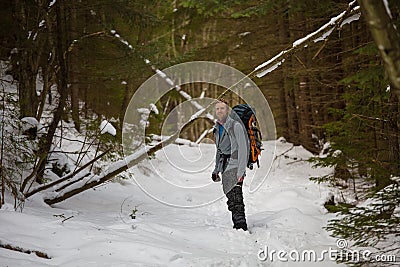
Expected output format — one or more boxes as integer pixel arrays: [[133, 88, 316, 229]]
[[143, 58, 215, 122], [25, 149, 110, 198], [254, 1, 360, 78], [382, 0, 393, 18], [195, 128, 214, 144], [109, 30, 215, 122], [151, 134, 199, 147]]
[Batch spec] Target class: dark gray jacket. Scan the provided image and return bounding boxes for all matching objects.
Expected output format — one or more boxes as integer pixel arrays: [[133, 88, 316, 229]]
[[213, 115, 249, 179]]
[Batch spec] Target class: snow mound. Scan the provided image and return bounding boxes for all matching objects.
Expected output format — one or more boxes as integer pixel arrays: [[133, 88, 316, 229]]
[[100, 120, 116, 136]]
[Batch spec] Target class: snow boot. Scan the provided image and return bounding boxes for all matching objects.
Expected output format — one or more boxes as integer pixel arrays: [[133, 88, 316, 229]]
[[226, 182, 248, 231]]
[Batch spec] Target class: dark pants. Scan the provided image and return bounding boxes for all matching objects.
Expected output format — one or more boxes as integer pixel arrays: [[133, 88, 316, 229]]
[[226, 182, 247, 231]]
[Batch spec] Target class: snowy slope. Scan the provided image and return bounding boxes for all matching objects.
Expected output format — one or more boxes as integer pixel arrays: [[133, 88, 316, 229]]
[[0, 140, 342, 266]]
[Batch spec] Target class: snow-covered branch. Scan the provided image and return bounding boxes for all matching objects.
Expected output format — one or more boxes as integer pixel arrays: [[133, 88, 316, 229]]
[[109, 30, 215, 122], [195, 128, 214, 144], [150, 134, 199, 147], [143, 58, 215, 122], [254, 1, 360, 78], [25, 149, 110, 198]]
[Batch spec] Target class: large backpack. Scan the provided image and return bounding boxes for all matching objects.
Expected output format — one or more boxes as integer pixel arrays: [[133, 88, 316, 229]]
[[231, 104, 263, 170]]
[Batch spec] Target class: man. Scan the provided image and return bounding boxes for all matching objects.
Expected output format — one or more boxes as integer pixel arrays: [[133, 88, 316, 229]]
[[212, 98, 249, 231]]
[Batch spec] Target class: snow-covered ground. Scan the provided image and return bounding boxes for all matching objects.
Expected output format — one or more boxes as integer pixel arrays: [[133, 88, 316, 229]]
[[0, 140, 343, 266]]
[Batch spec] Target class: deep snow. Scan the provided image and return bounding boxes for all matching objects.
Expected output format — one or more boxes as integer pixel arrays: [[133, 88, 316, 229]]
[[0, 140, 343, 266]]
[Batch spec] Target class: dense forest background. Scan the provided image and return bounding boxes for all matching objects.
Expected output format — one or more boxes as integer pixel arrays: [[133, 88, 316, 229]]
[[0, 0, 399, 264]]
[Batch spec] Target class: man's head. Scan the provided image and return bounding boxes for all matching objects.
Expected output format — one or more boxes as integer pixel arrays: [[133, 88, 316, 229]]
[[215, 98, 229, 122]]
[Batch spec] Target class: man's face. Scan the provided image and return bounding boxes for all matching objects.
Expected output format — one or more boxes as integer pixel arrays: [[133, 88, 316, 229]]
[[215, 102, 229, 121]]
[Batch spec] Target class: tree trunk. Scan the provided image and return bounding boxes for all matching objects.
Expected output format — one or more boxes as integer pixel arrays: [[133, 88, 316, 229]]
[[0, 100, 4, 206], [69, 2, 80, 132], [32, 2, 68, 186], [277, 2, 290, 138], [18, 60, 39, 118], [119, 83, 131, 130], [387, 93, 400, 176], [358, 0, 400, 187], [13, 0, 39, 118], [358, 0, 400, 96]]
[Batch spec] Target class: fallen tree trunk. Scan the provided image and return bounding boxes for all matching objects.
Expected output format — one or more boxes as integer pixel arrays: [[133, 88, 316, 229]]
[[0, 241, 51, 259], [25, 149, 110, 198], [150, 134, 199, 147], [44, 128, 182, 205]]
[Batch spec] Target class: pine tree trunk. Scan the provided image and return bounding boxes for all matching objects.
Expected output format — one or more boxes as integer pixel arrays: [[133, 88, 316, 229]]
[[296, 14, 314, 151], [35, 2, 68, 185], [13, 0, 39, 118], [69, 3, 80, 132], [387, 93, 400, 177], [277, 2, 290, 138], [358, 0, 400, 96]]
